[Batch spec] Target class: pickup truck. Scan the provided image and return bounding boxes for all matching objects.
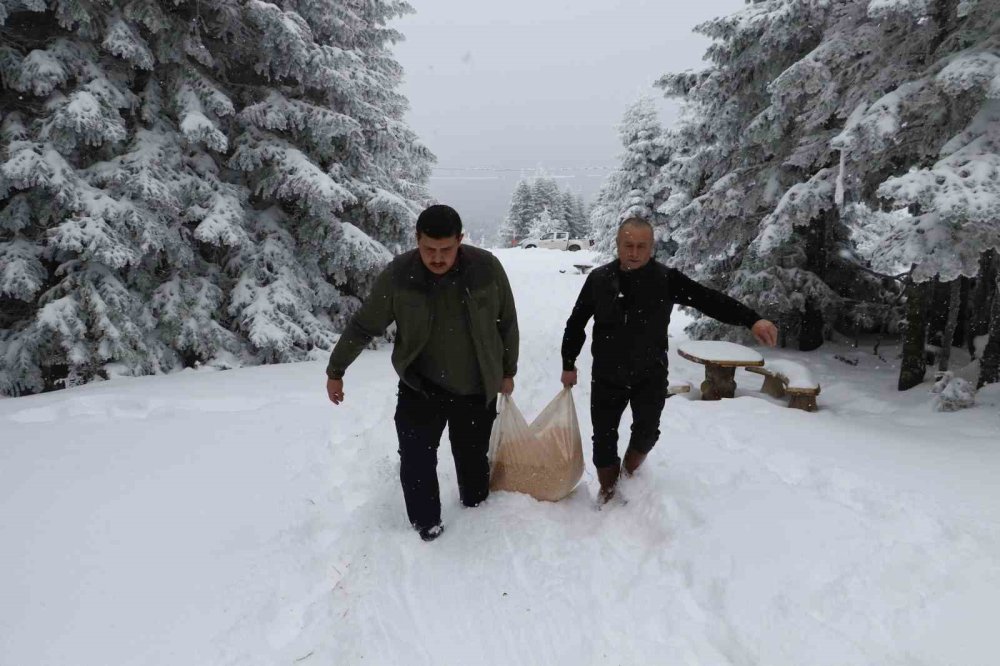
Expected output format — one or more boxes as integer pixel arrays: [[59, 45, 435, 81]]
[[519, 232, 594, 251]]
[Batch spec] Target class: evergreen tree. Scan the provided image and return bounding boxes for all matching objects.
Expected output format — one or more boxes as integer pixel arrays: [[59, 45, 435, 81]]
[[656, 0, 999, 352], [561, 190, 590, 238], [496, 214, 517, 248], [835, 3, 1000, 285], [503, 177, 534, 243], [658, 1, 855, 345], [502, 172, 581, 241], [531, 173, 564, 223], [0, 0, 433, 395], [589, 188, 618, 259], [591, 97, 671, 259], [573, 192, 591, 238], [527, 208, 559, 239], [561, 190, 578, 236]]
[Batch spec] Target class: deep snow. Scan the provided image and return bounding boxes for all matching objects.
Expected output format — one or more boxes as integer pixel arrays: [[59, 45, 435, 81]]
[[1, 248, 998, 665]]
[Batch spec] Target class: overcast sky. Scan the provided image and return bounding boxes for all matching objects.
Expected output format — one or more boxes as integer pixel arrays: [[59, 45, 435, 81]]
[[391, 0, 743, 240]]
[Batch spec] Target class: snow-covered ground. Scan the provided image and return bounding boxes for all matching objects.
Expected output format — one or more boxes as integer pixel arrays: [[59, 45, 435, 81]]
[[2, 248, 999, 666]]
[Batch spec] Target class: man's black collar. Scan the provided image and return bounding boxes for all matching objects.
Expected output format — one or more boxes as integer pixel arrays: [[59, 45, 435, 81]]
[[617, 259, 656, 277]]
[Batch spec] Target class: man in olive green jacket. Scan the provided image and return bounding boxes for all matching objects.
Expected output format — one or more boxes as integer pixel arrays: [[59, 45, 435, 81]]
[[326, 205, 518, 541]]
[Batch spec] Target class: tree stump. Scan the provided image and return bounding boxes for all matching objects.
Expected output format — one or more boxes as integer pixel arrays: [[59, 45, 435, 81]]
[[788, 392, 819, 412], [701, 364, 737, 400], [759, 374, 787, 399]]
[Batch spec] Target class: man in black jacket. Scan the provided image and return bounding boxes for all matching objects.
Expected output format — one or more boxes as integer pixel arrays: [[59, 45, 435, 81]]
[[561, 218, 777, 503]]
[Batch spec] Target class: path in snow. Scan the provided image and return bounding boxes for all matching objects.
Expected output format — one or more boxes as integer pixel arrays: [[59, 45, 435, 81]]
[[1, 248, 998, 666]]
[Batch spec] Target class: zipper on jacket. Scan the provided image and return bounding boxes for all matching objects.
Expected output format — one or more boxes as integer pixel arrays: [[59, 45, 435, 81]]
[[462, 286, 475, 334]]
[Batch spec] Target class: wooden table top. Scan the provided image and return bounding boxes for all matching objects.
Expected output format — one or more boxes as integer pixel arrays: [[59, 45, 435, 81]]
[[677, 340, 764, 368]]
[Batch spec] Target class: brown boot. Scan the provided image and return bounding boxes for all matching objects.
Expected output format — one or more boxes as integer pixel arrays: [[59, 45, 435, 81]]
[[622, 449, 647, 477], [596, 465, 620, 504]]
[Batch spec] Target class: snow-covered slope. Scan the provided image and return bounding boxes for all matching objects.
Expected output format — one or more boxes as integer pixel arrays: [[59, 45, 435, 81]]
[[2, 248, 998, 665]]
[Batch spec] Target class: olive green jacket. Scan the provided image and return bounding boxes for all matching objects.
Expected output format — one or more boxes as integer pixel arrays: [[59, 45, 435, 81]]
[[326, 246, 519, 402]]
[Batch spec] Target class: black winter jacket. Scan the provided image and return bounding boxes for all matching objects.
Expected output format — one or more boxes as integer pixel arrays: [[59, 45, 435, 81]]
[[561, 260, 760, 386]]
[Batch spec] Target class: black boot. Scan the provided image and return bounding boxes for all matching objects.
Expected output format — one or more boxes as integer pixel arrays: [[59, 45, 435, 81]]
[[416, 523, 444, 542]]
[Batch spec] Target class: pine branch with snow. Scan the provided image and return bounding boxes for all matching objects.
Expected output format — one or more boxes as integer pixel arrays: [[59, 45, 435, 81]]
[[653, 0, 1000, 347], [0, 0, 433, 394], [591, 97, 672, 260]]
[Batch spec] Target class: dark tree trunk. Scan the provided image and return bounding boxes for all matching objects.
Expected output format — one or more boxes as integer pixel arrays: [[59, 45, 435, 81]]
[[978, 274, 1000, 388], [799, 299, 824, 352], [799, 212, 830, 352], [899, 280, 931, 390], [938, 278, 961, 372], [953, 276, 971, 349], [927, 277, 951, 344], [968, 250, 996, 356]]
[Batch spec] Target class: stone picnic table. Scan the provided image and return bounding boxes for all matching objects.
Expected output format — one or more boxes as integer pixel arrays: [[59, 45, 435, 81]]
[[676, 340, 764, 400]]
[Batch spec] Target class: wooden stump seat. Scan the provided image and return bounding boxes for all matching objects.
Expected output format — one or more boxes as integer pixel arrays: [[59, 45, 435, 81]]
[[745, 360, 820, 412], [667, 380, 692, 395]]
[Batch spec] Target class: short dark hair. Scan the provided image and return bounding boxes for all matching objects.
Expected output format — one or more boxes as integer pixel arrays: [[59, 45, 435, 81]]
[[416, 204, 463, 239]]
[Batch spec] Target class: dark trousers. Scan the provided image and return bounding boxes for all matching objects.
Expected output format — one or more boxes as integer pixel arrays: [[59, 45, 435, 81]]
[[591, 368, 668, 469], [394, 382, 498, 529]]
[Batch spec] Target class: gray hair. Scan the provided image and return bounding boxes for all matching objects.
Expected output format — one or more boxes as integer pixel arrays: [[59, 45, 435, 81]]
[[617, 217, 653, 236]]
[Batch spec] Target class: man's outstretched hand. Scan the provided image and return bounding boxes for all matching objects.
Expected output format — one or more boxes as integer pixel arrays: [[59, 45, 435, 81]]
[[326, 378, 345, 404], [751, 319, 779, 347]]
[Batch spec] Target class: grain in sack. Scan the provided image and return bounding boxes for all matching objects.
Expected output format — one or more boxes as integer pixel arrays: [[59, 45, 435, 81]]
[[488, 388, 584, 502]]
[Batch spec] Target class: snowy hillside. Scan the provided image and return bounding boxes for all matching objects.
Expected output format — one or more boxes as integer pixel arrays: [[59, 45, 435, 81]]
[[2, 249, 998, 665]]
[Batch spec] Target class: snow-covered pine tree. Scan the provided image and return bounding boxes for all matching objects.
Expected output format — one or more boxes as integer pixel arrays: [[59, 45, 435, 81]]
[[559, 190, 589, 239], [833, 2, 1000, 277], [502, 172, 582, 242], [591, 97, 671, 259], [573, 192, 591, 238], [496, 214, 517, 248], [0, 0, 432, 395], [656, 0, 994, 351], [526, 208, 560, 239], [828, 0, 1000, 387], [530, 173, 565, 224], [657, 2, 853, 346], [502, 177, 534, 243], [589, 188, 619, 260], [561, 190, 578, 237]]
